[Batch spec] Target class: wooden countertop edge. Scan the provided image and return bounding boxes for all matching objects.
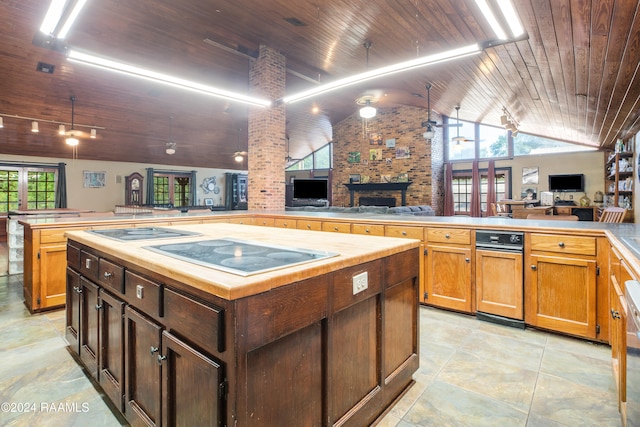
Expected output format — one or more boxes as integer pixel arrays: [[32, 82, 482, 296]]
[[65, 223, 421, 301]]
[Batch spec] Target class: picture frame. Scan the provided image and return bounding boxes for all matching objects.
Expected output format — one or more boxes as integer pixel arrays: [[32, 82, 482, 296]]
[[83, 171, 106, 188], [348, 151, 361, 163], [380, 174, 392, 183], [349, 174, 361, 183], [395, 146, 411, 159], [369, 148, 382, 161], [369, 132, 383, 145], [385, 138, 396, 148], [397, 173, 409, 182], [204, 198, 214, 206], [522, 166, 539, 184]]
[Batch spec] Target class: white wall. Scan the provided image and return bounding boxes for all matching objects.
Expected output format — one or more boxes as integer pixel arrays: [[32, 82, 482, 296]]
[[452, 150, 604, 203], [1, 154, 246, 211]]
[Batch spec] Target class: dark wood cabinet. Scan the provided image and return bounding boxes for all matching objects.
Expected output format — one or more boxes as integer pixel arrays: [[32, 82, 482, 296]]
[[66, 236, 419, 427], [79, 277, 100, 378], [99, 289, 126, 412], [65, 267, 81, 353], [124, 306, 162, 427]]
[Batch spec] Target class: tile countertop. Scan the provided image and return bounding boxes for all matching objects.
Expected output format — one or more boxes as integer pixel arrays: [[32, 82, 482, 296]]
[[64, 222, 421, 301]]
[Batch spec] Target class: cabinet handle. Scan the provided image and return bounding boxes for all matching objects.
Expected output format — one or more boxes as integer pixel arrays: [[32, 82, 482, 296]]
[[402, 231, 407, 236], [150, 346, 159, 355], [445, 233, 450, 239], [531, 265, 537, 271], [95, 304, 102, 311], [558, 242, 565, 248], [365, 228, 370, 233], [465, 257, 470, 263], [611, 309, 621, 319], [157, 354, 167, 364], [103, 271, 113, 279], [84, 259, 91, 269], [333, 226, 339, 231], [307, 224, 311, 229]]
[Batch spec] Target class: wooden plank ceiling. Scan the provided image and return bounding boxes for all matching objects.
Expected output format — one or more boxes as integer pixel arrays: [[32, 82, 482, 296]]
[[1, 0, 639, 169]]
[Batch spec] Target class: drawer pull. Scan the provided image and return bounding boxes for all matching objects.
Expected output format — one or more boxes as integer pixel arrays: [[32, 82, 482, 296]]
[[465, 257, 470, 263], [445, 233, 450, 239], [307, 224, 311, 229], [150, 346, 159, 355], [84, 259, 91, 269], [95, 303, 102, 311], [402, 231, 407, 236], [334, 226, 339, 231], [611, 309, 621, 319], [157, 354, 167, 364], [103, 271, 113, 279], [558, 242, 565, 248], [73, 286, 83, 294], [365, 228, 370, 233], [531, 265, 537, 271]]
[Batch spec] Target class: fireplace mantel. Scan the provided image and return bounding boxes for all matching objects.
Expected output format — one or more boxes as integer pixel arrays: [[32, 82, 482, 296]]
[[344, 182, 412, 207]]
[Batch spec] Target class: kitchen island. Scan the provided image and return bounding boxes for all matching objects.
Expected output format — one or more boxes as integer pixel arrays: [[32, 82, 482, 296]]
[[65, 223, 421, 426]]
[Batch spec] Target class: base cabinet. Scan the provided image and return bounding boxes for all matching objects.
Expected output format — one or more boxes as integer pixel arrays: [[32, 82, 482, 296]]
[[525, 233, 598, 339], [66, 239, 419, 426], [475, 249, 523, 320]]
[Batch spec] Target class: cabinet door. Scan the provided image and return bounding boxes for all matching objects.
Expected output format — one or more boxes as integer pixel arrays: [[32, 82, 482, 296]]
[[476, 250, 523, 320], [161, 331, 225, 427], [525, 254, 597, 338], [39, 244, 68, 310], [65, 267, 81, 354], [124, 306, 162, 427], [80, 277, 100, 378], [425, 244, 472, 312], [99, 289, 126, 411]]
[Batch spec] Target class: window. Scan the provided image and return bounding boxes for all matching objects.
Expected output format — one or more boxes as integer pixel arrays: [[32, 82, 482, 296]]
[[153, 172, 192, 207], [448, 121, 476, 160], [286, 143, 333, 171], [452, 168, 511, 215], [0, 166, 58, 213], [513, 133, 597, 156]]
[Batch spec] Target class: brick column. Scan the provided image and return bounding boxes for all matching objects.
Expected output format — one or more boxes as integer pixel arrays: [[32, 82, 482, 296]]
[[248, 45, 286, 210]]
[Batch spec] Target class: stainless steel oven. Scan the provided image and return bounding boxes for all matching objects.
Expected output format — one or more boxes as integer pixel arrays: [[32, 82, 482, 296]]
[[625, 280, 640, 426]]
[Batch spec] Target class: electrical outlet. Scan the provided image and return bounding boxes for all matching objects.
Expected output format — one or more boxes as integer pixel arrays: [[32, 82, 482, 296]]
[[352, 272, 368, 295]]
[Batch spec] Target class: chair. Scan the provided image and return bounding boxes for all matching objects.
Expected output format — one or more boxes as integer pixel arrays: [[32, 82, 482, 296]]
[[527, 214, 579, 221], [599, 207, 627, 223], [491, 202, 511, 217]]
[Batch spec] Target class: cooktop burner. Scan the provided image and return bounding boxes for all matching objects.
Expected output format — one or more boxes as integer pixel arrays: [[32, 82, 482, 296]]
[[88, 227, 200, 241], [144, 238, 339, 276]]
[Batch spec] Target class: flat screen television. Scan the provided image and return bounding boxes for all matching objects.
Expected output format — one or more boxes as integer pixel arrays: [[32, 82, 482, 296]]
[[293, 179, 328, 199], [548, 173, 585, 192]]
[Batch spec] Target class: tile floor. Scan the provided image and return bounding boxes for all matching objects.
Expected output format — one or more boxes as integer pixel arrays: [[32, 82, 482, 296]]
[[0, 272, 622, 426]]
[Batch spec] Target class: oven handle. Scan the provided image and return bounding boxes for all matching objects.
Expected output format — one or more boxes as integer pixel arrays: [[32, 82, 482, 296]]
[[476, 245, 524, 253]]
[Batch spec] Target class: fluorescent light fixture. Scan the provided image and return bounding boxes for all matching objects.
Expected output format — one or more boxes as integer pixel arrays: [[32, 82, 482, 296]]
[[31, 121, 39, 133], [497, 0, 525, 37], [475, 0, 507, 40], [282, 44, 481, 104], [67, 50, 272, 108], [40, 0, 89, 39], [90, 128, 96, 138]]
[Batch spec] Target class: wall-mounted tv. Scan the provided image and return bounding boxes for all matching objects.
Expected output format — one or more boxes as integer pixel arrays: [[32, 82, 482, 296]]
[[293, 179, 328, 199], [548, 173, 585, 192]]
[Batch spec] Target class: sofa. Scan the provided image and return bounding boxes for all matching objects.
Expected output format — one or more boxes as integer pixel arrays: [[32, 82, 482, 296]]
[[285, 205, 436, 216]]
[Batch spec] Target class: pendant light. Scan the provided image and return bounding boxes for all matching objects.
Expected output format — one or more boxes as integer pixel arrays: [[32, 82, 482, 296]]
[[66, 96, 79, 146], [451, 106, 466, 152], [165, 115, 176, 154]]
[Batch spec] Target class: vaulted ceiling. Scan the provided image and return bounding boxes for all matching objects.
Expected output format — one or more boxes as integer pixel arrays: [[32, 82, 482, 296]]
[[1, 0, 639, 169]]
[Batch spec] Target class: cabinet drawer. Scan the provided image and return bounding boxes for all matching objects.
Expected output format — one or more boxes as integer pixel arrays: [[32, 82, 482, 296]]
[[255, 217, 275, 227], [385, 225, 424, 240], [274, 218, 297, 229], [67, 243, 81, 270], [125, 271, 163, 318], [228, 217, 252, 225], [351, 223, 385, 236], [297, 220, 322, 231], [99, 258, 125, 294], [427, 228, 471, 245], [41, 228, 68, 244], [321, 221, 351, 233], [79, 250, 99, 282], [529, 233, 596, 256], [163, 288, 225, 354]]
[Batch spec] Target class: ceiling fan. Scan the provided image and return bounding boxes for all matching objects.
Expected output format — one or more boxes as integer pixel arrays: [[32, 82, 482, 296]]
[[418, 84, 461, 140], [63, 96, 96, 145], [285, 134, 303, 164], [451, 106, 473, 150]]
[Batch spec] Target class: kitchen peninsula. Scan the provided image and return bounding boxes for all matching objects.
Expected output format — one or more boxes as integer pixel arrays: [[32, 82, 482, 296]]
[[64, 223, 421, 426]]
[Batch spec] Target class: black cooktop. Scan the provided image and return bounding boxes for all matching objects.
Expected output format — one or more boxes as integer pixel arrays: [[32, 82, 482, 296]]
[[88, 227, 200, 241], [144, 238, 339, 276]]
